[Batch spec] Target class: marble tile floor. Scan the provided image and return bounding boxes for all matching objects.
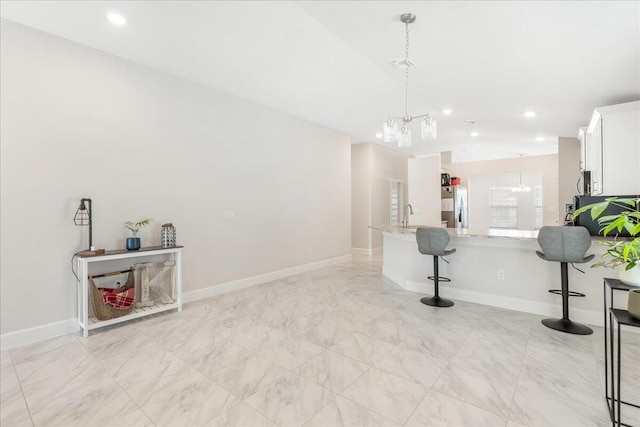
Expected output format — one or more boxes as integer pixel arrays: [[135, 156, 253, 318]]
[[2, 255, 639, 427]]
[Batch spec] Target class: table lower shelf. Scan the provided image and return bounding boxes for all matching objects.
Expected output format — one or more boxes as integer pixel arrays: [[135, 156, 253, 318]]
[[79, 301, 181, 333]]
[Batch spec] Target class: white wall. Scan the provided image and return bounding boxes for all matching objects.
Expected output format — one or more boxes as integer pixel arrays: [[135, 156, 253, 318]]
[[370, 144, 410, 250], [0, 20, 351, 336], [444, 154, 559, 228], [408, 155, 441, 227], [351, 143, 410, 253], [351, 143, 371, 252], [558, 137, 581, 216]]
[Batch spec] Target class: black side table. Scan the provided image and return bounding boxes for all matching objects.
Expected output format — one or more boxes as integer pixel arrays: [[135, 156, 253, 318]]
[[609, 308, 640, 427], [604, 278, 637, 422]]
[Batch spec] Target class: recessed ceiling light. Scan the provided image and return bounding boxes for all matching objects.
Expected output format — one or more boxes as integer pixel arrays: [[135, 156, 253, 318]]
[[375, 132, 383, 139], [524, 111, 536, 118], [535, 136, 544, 142], [471, 132, 479, 137], [107, 12, 127, 26], [442, 109, 453, 115]]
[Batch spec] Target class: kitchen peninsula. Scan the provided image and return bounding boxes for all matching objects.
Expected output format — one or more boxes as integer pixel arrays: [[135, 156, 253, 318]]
[[372, 225, 613, 326]]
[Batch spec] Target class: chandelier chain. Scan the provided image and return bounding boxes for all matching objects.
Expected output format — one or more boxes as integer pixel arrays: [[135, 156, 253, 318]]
[[404, 21, 410, 120]]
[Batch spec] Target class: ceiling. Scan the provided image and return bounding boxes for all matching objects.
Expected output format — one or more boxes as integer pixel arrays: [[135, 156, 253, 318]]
[[1, 1, 639, 162]]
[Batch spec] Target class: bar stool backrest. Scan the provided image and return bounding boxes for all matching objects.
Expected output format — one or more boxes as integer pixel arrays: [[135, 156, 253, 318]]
[[416, 227, 455, 256], [537, 226, 593, 263]]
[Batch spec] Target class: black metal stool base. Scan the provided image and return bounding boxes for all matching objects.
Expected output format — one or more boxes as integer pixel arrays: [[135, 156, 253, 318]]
[[541, 318, 593, 335], [421, 296, 454, 307]]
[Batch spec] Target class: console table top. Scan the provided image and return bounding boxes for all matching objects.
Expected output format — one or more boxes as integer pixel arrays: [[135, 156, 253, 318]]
[[77, 245, 183, 258]]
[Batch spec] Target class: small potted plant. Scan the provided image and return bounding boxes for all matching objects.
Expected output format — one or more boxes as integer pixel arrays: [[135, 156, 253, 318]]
[[573, 197, 640, 286], [124, 218, 153, 250]]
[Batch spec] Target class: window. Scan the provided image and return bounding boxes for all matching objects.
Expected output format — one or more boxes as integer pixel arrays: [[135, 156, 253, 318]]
[[390, 180, 403, 225], [534, 185, 543, 229], [490, 188, 517, 228]]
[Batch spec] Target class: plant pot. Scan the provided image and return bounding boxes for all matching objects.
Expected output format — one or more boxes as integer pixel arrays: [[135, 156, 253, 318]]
[[619, 264, 640, 287], [126, 237, 141, 251], [628, 289, 640, 320]]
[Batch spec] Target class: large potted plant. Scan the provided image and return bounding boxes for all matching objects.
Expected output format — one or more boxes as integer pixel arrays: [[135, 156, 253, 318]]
[[124, 218, 153, 250], [573, 197, 640, 286]]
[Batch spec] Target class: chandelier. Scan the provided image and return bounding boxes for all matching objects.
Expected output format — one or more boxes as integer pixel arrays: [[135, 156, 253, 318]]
[[511, 154, 532, 192], [383, 13, 436, 148]]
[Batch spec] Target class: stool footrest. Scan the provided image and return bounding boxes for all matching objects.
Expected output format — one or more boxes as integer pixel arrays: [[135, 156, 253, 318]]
[[548, 289, 585, 297], [427, 276, 451, 282]]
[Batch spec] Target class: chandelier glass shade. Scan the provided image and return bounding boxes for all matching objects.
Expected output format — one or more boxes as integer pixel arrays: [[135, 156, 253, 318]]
[[421, 116, 437, 140], [383, 13, 436, 148], [398, 127, 411, 148], [383, 118, 399, 142]]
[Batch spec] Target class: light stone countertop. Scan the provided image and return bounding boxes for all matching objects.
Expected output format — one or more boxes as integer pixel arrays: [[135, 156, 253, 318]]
[[369, 224, 539, 240], [370, 224, 623, 243]]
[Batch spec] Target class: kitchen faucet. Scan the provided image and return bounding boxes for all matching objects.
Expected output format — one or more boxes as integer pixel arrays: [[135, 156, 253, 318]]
[[402, 204, 414, 228]]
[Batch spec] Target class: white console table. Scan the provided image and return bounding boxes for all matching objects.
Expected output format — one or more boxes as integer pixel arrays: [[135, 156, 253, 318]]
[[76, 246, 183, 337]]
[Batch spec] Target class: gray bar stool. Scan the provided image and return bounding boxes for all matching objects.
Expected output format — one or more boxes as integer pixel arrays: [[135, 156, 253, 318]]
[[416, 227, 456, 307], [536, 226, 594, 335]]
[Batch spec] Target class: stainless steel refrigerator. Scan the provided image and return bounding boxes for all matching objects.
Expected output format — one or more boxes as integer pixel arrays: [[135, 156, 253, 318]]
[[441, 186, 468, 228]]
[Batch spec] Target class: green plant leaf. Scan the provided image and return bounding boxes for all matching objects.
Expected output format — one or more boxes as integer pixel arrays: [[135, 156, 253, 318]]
[[135, 218, 153, 228], [607, 249, 623, 260], [589, 202, 609, 219], [624, 222, 635, 236], [601, 217, 626, 236], [611, 198, 638, 207], [574, 201, 608, 218], [598, 214, 622, 223]]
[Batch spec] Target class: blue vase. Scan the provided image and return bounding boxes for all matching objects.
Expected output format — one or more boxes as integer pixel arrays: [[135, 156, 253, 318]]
[[126, 237, 141, 251]]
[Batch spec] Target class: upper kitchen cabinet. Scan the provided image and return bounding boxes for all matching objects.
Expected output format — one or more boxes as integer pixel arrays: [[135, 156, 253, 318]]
[[582, 101, 640, 195]]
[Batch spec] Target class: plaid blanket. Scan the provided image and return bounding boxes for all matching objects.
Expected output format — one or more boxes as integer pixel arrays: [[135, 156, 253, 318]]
[[98, 287, 135, 310]]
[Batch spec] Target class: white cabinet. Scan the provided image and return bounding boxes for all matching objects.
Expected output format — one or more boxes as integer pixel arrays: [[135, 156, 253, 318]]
[[584, 114, 604, 194], [584, 101, 640, 195], [76, 246, 183, 337], [578, 127, 587, 171]]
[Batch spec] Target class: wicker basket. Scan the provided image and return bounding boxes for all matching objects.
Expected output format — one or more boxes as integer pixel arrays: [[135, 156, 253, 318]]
[[90, 269, 135, 320]]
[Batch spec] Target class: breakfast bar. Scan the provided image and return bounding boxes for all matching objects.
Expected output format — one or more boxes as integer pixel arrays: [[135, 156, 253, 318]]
[[373, 225, 614, 326]]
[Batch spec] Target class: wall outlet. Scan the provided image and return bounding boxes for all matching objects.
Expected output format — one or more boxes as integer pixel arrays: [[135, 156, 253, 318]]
[[308, 246, 313, 254], [224, 210, 235, 220], [498, 270, 505, 280]]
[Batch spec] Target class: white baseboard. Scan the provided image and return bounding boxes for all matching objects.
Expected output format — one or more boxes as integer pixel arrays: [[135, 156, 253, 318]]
[[352, 247, 383, 256], [352, 248, 372, 255], [1, 254, 352, 351], [182, 254, 352, 303], [1, 318, 77, 351], [404, 280, 603, 327]]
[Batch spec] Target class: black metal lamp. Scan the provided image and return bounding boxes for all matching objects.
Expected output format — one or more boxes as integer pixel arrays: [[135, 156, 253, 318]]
[[74, 197, 93, 251]]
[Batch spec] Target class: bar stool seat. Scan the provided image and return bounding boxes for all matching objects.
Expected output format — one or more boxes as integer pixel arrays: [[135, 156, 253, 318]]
[[537, 226, 595, 335], [416, 227, 456, 307]]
